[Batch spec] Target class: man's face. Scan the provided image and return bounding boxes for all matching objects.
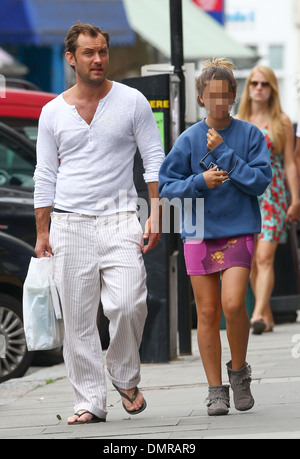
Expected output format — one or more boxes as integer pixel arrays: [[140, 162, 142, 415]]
[[200, 80, 235, 119], [67, 32, 109, 85]]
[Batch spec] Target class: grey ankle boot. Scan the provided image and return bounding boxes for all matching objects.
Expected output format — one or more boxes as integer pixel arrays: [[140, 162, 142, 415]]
[[227, 361, 255, 411], [206, 385, 230, 416]]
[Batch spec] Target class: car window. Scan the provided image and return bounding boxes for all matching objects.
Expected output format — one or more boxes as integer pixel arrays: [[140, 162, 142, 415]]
[[0, 134, 35, 190], [0, 117, 38, 144], [23, 126, 38, 143]]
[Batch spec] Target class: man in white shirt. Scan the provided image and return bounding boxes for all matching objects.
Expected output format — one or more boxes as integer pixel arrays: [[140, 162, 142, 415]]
[[34, 22, 165, 425]]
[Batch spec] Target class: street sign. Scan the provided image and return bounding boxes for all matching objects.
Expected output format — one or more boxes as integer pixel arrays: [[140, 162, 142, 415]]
[[192, 0, 224, 24]]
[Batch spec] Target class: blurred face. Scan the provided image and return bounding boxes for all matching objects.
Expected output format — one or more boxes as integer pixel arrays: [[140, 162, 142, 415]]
[[248, 71, 272, 104], [199, 80, 235, 119], [66, 32, 109, 85]]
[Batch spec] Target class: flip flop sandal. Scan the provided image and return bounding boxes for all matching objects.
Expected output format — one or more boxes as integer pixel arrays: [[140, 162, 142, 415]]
[[68, 410, 106, 425], [113, 384, 147, 415], [251, 319, 267, 335], [263, 323, 274, 333]]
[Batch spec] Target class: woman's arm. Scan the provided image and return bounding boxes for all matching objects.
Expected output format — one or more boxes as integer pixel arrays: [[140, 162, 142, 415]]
[[294, 136, 300, 179], [283, 114, 300, 222]]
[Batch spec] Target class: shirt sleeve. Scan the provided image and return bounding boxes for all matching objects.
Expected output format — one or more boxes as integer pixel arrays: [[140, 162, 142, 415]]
[[158, 143, 207, 200], [33, 108, 59, 208], [133, 92, 165, 182]]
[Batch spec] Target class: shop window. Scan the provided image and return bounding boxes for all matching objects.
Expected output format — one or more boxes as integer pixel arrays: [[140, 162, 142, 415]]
[[269, 45, 284, 70]]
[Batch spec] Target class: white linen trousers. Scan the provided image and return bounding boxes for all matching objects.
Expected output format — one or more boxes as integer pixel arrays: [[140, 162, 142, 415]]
[[49, 211, 148, 419]]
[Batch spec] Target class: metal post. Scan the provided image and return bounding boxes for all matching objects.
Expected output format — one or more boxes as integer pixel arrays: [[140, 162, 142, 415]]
[[169, 0, 192, 355], [169, 0, 185, 133]]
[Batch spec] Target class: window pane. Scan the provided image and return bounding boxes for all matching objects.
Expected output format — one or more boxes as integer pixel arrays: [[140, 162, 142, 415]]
[[0, 135, 34, 189], [269, 45, 284, 70]]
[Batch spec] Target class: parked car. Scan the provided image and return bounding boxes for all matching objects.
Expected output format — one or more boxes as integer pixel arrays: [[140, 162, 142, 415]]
[[0, 83, 56, 245], [0, 120, 109, 381], [0, 121, 61, 383], [0, 121, 36, 247], [0, 85, 56, 143], [0, 231, 35, 383], [0, 229, 64, 384]]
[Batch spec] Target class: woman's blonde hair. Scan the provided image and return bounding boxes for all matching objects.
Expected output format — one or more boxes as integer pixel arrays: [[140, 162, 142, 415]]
[[237, 65, 285, 153], [196, 57, 237, 107]]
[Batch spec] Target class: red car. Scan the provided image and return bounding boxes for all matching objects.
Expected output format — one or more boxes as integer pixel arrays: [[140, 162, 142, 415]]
[[0, 86, 56, 142]]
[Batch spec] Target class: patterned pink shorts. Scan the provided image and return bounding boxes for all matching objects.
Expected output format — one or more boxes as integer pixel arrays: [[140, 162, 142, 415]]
[[184, 235, 255, 275]]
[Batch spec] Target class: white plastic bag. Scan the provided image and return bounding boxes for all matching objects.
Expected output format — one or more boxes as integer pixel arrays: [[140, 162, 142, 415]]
[[23, 257, 64, 351]]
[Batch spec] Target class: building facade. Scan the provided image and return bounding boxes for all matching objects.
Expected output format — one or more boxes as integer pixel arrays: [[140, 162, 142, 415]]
[[225, 0, 300, 123]]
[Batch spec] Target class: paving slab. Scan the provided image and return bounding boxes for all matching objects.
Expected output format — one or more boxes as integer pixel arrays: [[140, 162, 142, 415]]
[[0, 320, 300, 440]]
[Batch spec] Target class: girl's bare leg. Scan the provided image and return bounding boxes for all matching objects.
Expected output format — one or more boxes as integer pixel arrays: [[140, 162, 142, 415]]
[[191, 273, 223, 386], [250, 239, 277, 324], [221, 267, 251, 370]]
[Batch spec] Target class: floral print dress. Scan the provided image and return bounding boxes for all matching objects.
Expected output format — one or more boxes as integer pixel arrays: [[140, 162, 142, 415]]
[[258, 126, 289, 244]]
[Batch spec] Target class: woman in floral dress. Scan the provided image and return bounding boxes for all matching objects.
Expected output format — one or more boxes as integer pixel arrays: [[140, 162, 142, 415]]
[[238, 66, 300, 334]]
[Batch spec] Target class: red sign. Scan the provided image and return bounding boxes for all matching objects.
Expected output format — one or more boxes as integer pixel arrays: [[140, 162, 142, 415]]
[[192, 0, 223, 12]]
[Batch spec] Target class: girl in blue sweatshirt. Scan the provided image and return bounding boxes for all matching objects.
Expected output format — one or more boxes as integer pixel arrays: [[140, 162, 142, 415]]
[[159, 58, 272, 416]]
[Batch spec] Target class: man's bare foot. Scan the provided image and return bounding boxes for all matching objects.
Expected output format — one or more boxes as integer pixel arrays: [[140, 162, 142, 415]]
[[67, 410, 105, 424], [120, 387, 145, 412], [67, 410, 93, 424], [113, 384, 147, 414]]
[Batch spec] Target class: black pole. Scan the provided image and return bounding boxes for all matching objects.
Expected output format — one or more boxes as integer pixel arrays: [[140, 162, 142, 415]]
[[169, 0, 191, 356], [170, 0, 184, 71], [169, 0, 185, 133]]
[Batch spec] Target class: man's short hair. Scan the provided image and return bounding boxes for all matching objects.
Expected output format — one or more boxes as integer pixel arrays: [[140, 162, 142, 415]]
[[65, 21, 110, 55]]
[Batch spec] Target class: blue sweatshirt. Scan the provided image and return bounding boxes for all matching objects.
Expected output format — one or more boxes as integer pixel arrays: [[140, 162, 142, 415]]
[[158, 118, 272, 240]]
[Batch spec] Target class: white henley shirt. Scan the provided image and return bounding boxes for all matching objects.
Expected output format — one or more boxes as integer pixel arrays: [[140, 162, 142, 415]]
[[34, 81, 165, 215]]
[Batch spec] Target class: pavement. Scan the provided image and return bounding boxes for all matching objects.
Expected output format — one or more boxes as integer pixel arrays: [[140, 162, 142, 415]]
[[1, 318, 300, 441]]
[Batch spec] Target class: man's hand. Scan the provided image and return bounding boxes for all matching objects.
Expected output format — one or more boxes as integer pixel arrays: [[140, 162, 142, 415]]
[[35, 206, 53, 258], [142, 183, 162, 254], [35, 233, 53, 258], [142, 215, 161, 254]]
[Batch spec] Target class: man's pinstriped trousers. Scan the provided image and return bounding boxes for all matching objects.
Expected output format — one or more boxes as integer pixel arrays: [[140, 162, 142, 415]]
[[49, 211, 148, 419]]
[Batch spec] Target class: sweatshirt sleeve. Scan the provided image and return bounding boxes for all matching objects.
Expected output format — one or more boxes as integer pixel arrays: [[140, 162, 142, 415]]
[[33, 108, 59, 208], [158, 145, 207, 200], [133, 92, 165, 183], [210, 125, 272, 196]]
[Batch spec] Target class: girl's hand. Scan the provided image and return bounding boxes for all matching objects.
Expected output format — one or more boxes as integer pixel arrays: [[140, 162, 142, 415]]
[[207, 128, 224, 150], [203, 166, 229, 188], [286, 201, 300, 223]]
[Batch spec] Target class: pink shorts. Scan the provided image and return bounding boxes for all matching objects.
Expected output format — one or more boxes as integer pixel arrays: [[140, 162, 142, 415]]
[[184, 235, 255, 275]]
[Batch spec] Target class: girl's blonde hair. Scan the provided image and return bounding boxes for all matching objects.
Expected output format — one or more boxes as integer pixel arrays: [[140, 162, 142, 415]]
[[237, 65, 285, 153], [196, 57, 238, 107]]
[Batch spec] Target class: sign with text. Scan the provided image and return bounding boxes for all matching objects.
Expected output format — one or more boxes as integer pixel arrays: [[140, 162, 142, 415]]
[[192, 0, 224, 24]]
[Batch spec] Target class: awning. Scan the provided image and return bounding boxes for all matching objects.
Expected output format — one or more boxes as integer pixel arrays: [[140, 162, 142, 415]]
[[123, 0, 257, 60], [0, 0, 135, 46]]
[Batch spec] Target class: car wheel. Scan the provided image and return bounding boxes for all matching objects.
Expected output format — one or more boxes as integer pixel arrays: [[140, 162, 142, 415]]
[[0, 293, 34, 383]]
